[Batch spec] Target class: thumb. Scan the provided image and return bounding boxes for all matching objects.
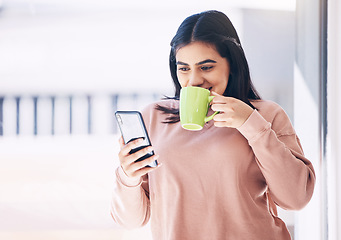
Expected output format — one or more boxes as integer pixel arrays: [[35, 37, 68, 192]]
[[210, 91, 221, 96], [210, 91, 225, 104]]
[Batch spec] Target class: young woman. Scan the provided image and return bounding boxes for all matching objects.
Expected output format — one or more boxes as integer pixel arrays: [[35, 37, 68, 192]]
[[111, 10, 315, 240]]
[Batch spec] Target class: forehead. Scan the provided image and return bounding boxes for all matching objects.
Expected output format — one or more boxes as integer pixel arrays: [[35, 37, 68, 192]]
[[175, 41, 221, 63]]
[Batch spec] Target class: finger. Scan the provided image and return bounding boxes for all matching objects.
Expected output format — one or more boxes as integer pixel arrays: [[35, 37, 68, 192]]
[[125, 155, 161, 178], [214, 121, 229, 128], [133, 154, 159, 170], [130, 162, 163, 178], [129, 146, 154, 162], [211, 94, 226, 103], [210, 91, 221, 97], [120, 138, 145, 156], [213, 112, 230, 121], [211, 103, 230, 112], [118, 136, 125, 148], [210, 91, 227, 100], [123, 145, 154, 167]]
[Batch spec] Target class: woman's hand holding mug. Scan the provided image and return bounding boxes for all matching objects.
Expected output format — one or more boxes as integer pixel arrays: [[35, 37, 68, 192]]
[[179, 87, 254, 130], [210, 91, 254, 129]]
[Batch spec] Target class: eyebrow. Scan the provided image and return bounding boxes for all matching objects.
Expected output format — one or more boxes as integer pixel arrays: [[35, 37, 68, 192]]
[[176, 59, 217, 66]]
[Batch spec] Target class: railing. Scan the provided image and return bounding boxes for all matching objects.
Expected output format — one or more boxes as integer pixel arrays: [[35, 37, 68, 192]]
[[0, 93, 162, 136]]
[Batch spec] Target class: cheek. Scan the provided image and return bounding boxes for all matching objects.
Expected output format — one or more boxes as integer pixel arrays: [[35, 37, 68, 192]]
[[220, 69, 230, 85], [210, 73, 228, 86], [210, 73, 229, 94], [220, 77, 229, 91], [177, 74, 188, 87], [222, 77, 229, 87]]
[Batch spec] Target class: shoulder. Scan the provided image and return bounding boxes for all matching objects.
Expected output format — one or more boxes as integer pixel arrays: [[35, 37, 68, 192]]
[[252, 99, 282, 111], [251, 100, 295, 135], [142, 99, 178, 114], [141, 99, 179, 125], [252, 100, 287, 118]]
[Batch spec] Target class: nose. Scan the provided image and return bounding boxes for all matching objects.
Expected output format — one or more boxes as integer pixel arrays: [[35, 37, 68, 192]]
[[187, 70, 204, 87]]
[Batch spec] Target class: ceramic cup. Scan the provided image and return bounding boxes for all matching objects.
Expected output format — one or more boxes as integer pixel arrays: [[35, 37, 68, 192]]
[[179, 86, 219, 131]]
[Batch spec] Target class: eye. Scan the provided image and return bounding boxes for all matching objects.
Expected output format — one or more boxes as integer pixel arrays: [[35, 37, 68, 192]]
[[201, 66, 213, 71], [178, 67, 190, 72]]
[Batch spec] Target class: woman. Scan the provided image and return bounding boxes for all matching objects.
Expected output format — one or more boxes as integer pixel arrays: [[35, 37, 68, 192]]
[[111, 10, 315, 240]]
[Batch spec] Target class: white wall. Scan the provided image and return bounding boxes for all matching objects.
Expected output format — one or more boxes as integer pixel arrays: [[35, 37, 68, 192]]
[[294, 0, 322, 239], [327, 0, 341, 238]]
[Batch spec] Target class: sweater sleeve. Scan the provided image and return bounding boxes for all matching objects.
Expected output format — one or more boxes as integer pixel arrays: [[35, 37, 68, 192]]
[[237, 105, 315, 210], [110, 167, 151, 228], [110, 104, 159, 228]]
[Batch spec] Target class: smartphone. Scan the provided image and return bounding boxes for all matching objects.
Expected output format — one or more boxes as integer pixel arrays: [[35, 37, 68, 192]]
[[115, 111, 158, 167]]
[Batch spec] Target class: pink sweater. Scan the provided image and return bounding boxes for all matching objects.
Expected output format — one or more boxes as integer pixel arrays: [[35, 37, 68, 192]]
[[111, 99, 315, 240]]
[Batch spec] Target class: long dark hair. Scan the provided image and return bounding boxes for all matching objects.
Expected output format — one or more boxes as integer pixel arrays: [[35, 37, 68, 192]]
[[156, 10, 261, 123]]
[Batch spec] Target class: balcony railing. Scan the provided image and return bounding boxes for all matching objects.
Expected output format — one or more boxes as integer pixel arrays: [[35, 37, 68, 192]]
[[0, 93, 162, 136]]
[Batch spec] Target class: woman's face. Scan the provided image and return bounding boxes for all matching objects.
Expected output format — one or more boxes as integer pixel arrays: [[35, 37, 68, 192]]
[[175, 41, 230, 95]]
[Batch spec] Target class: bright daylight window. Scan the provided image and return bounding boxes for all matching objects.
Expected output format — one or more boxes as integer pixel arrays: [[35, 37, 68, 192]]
[[0, 1, 314, 240]]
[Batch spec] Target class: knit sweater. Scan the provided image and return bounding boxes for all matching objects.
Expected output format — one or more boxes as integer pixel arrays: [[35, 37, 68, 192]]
[[111, 99, 315, 240]]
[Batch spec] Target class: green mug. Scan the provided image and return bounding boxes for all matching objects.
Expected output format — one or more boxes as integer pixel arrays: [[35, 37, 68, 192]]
[[179, 86, 219, 131]]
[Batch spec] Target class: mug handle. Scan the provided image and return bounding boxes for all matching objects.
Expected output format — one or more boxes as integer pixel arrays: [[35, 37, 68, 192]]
[[204, 96, 219, 122]]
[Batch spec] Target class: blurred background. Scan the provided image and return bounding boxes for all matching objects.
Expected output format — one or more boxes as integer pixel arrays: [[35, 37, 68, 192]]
[[0, 0, 340, 239]]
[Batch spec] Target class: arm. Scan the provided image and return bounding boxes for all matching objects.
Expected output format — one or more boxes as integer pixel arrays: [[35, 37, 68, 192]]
[[110, 167, 151, 228], [237, 107, 315, 210], [110, 137, 160, 228], [211, 93, 315, 210]]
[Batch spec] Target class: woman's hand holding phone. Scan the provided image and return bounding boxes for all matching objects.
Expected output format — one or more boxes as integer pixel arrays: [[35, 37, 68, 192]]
[[118, 137, 161, 180]]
